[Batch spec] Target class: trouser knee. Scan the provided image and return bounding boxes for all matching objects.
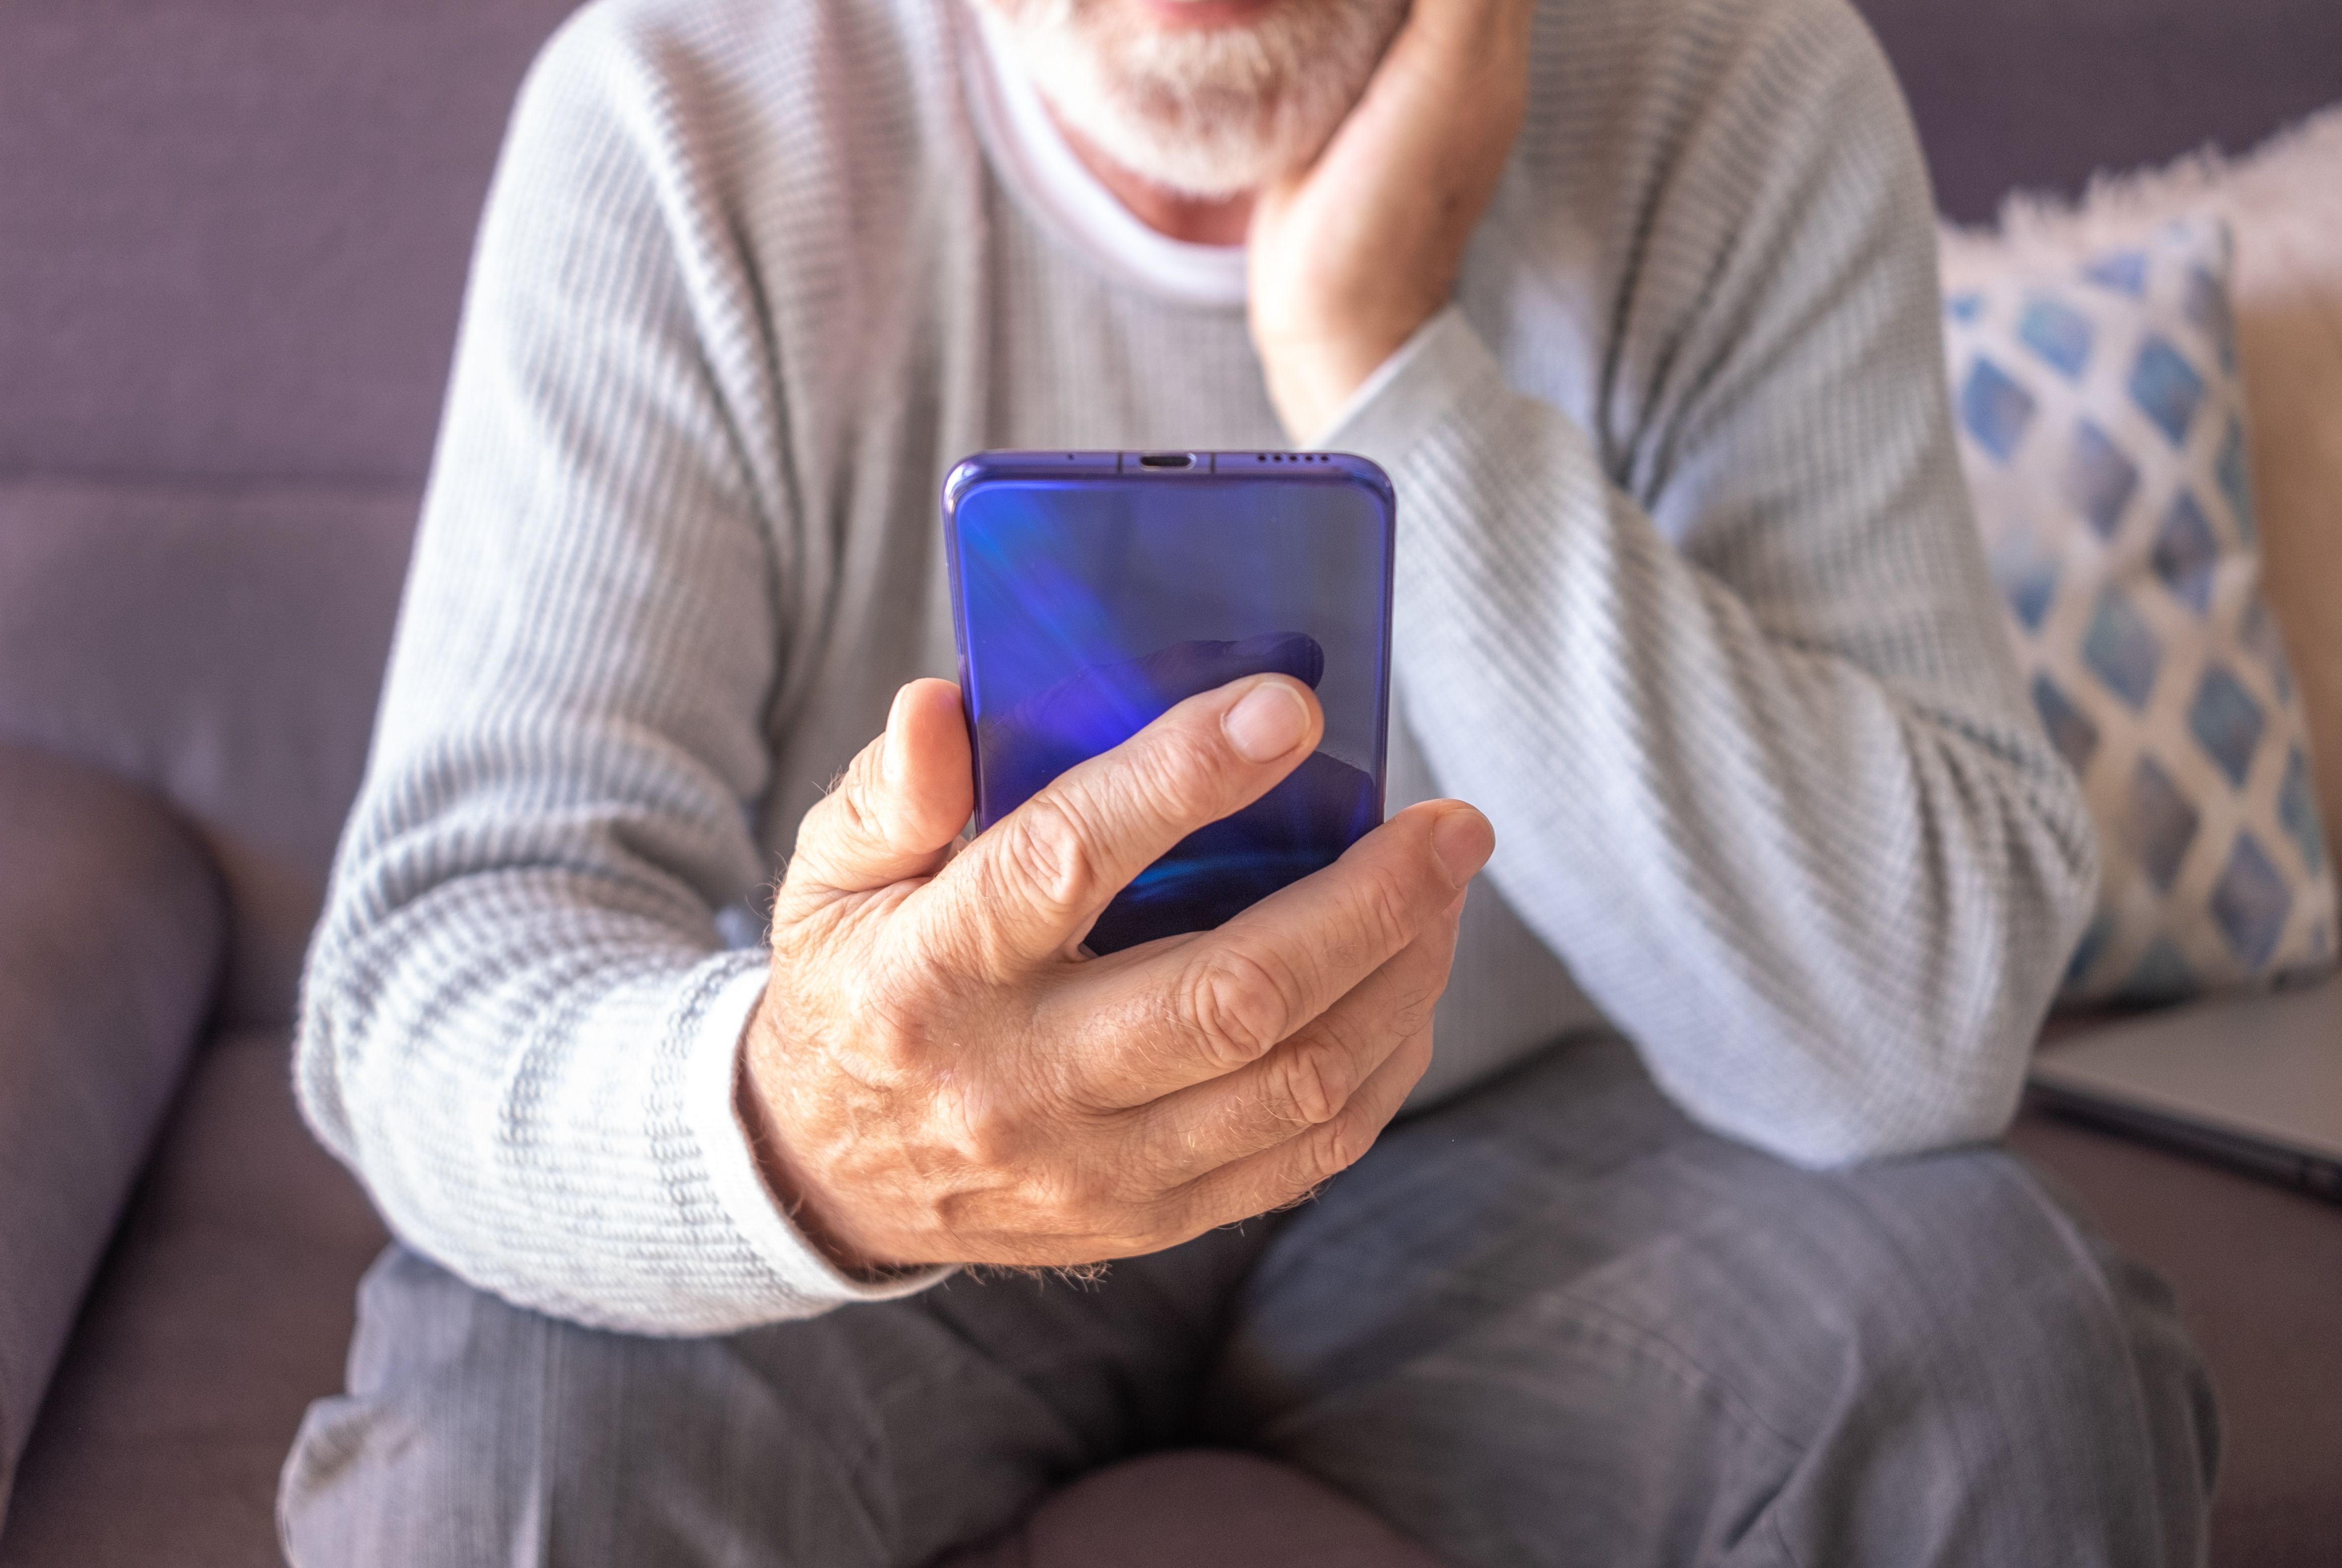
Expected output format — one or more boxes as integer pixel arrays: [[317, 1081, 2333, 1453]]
[[1783, 1148, 2217, 1566]]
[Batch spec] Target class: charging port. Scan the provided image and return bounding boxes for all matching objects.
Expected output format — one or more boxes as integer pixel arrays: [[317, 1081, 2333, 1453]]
[[1137, 452, 1193, 469]]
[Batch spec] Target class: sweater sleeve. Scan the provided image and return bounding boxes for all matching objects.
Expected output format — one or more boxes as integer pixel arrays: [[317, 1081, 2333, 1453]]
[[293, 10, 948, 1332], [1317, 12, 2097, 1165]]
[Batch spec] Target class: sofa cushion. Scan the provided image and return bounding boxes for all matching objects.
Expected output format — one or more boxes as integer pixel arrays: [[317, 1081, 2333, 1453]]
[[0, 746, 222, 1522], [0, 1029, 388, 1566], [0, 479, 419, 1029], [1941, 216, 2336, 1001]]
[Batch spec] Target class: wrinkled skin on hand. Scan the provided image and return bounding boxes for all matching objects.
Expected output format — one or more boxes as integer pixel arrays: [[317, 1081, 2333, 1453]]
[[739, 676, 1492, 1276]]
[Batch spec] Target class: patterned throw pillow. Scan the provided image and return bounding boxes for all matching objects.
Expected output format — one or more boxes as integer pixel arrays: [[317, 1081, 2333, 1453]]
[[1941, 217, 2338, 1003]]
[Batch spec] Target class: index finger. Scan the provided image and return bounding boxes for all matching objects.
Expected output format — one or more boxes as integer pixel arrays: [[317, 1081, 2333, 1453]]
[[1060, 799, 1492, 1105], [919, 673, 1324, 971]]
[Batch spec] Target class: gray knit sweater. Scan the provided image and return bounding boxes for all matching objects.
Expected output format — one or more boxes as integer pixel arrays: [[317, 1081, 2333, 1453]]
[[296, 0, 2098, 1333]]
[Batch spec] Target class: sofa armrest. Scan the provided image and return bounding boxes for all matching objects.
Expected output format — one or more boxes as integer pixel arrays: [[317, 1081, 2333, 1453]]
[[0, 744, 223, 1515], [2010, 980, 2342, 1568]]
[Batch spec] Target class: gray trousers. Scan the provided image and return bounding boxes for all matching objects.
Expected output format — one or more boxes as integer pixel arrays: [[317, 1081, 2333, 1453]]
[[281, 1039, 2217, 1566]]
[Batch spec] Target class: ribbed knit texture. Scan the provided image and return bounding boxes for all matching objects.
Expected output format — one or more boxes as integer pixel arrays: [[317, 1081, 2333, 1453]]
[[296, 0, 2098, 1333]]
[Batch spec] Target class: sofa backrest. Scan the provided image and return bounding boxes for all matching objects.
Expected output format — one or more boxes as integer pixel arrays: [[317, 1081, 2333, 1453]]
[[0, 0, 2331, 1029], [0, 482, 419, 1029], [0, 0, 580, 1029], [1853, 0, 2342, 222], [0, 0, 582, 486]]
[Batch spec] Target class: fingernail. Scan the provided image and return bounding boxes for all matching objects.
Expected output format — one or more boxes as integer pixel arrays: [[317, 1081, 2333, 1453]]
[[1223, 679, 1311, 762], [1432, 808, 1494, 887]]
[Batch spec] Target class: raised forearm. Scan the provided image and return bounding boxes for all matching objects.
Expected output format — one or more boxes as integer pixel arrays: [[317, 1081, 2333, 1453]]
[[1327, 312, 2097, 1163]]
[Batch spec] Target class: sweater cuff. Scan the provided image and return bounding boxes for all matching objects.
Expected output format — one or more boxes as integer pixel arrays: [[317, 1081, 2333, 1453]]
[[682, 957, 955, 1311], [1310, 303, 1509, 469]]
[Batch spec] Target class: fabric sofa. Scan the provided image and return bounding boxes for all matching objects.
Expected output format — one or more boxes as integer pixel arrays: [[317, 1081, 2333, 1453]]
[[2, 0, 2336, 1562]]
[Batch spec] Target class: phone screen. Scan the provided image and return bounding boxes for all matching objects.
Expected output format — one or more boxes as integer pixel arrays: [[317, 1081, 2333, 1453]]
[[944, 451, 1396, 953]]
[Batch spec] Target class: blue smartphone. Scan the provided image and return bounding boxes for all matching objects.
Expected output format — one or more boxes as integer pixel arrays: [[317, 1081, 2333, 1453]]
[[943, 450, 1397, 954]]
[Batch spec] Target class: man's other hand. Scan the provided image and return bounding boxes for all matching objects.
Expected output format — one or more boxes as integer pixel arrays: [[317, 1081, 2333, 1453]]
[[1248, 0, 1535, 442], [739, 676, 1493, 1275]]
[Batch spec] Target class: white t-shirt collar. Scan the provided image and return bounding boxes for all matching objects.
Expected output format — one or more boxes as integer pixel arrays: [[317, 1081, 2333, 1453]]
[[957, 2, 1250, 309]]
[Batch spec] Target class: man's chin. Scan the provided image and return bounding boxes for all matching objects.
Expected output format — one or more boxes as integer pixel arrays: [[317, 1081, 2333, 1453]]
[[981, 0, 1405, 201], [1069, 123, 1301, 205]]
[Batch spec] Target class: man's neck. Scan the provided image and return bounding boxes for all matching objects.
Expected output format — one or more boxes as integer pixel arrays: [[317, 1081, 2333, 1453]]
[[1054, 115, 1255, 247]]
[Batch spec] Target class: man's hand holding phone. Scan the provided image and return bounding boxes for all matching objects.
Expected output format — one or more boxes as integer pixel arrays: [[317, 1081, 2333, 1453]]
[[739, 675, 1493, 1276]]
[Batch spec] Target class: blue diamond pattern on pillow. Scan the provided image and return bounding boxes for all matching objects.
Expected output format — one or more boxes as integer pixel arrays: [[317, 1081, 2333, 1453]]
[[2281, 748, 2327, 871], [2184, 265, 2237, 372], [2062, 419, 2138, 539], [1959, 356, 2035, 462], [2064, 913, 2113, 986], [2125, 754, 2200, 893], [2187, 665, 2265, 787], [2123, 936, 2198, 1002], [2240, 599, 2287, 677], [2084, 249, 2147, 295], [1942, 215, 2337, 1002], [2081, 586, 2161, 710], [2032, 673, 2100, 774], [2151, 490, 2218, 615], [2127, 335, 2204, 447], [1989, 525, 2061, 631], [2216, 417, 2255, 547], [2018, 296, 2094, 378], [2210, 832, 2292, 967]]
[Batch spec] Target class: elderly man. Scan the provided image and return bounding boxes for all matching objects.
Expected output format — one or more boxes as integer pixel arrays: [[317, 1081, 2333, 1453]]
[[280, 0, 2215, 1559]]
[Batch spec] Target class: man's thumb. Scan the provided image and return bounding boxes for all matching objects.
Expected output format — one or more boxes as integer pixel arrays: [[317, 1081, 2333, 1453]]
[[777, 680, 972, 908]]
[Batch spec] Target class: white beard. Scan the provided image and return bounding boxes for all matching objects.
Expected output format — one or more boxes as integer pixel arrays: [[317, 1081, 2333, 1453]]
[[983, 0, 1410, 199]]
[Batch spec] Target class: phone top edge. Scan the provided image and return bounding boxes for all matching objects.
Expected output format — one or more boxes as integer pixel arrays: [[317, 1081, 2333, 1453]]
[[942, 450, 1122, 516], [941, 450, 1393, 515]]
